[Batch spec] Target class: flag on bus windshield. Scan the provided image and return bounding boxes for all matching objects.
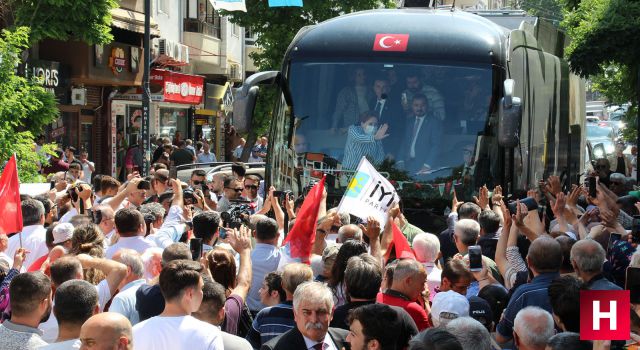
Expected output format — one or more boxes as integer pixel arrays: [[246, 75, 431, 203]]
[[337, 157, 399, 230], [211, 0, 247, 12], [0, 155, 23, 235], [268, 0, 303, 7]]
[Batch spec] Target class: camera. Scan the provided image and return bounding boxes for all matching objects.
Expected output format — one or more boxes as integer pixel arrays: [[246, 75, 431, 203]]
[[183, 188, 197, 205], [220, 204, 252, 229]]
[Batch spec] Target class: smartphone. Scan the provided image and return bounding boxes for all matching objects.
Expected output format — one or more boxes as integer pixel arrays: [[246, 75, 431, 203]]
[[454, 184, 465, 201], [588, 177, 597, 198], [468, 245, 482, 272], [50, 180, 55, 190], [190, 238, 203, 261], [633, 216, 640, 243], [626, 267, 640, 304], [219, 227, 228, 240], [507, 197, 539, 215]]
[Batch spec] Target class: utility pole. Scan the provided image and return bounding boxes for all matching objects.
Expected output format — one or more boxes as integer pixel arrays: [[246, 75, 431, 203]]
[[636, 65, 639, 184], [142, 0, 151, 176]]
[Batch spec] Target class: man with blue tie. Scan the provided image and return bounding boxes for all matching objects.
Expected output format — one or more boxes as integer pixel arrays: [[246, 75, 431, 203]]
[[398, 94, 443, 175]]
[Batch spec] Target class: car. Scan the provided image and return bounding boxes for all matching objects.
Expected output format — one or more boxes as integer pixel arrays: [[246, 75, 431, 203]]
[[586, 124, 617, 140], [586, 116, 600, 124]]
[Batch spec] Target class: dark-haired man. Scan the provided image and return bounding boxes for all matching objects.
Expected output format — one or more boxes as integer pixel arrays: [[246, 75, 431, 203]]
[[217, 176, 245, 213], [0, 272, 52, 349], [246, 216, 282, 313], [192, 211, 221, 253], [244, 175, 263, 211], [170, 140, 196, 167], [132, 260, 223, 349], [495, 236, 562, 344], [7, 199, 48, 270], [347, 304, 401, 350], [398, 94, 443, 175], [106, 208, 156, 259], [197, 142, 217, 164], [40, 280, 99, 349]]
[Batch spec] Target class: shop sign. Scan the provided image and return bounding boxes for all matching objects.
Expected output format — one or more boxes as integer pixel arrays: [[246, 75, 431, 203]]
[[24, 60, 70, 102], [109, 47, 127, 75], [51, 126, 65, 138], [151, 69, 204, 104]]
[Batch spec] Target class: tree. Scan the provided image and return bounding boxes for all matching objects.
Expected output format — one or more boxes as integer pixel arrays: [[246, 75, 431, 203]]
[[1, 0, 118, 44], [223, 0, 395, 71], [0, 28, 59, 182]]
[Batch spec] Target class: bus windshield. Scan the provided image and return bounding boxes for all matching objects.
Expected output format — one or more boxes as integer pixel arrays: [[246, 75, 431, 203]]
[[288, 61, 500, 213]]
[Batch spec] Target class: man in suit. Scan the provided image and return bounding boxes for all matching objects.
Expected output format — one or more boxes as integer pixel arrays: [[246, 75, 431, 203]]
[[398, 94, 443, 175], [261, 281, 348, 350], [370, 77, 403, 158]]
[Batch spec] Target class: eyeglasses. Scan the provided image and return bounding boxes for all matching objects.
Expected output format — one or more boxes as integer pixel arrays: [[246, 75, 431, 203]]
[[226, 187, 243, 192], [192, 180, 203, 185], [245, 185, 258, 190]]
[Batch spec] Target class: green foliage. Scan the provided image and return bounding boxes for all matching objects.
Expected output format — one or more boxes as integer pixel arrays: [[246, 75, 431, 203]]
[[223, 0, 395, 71], [0, 28, 59, 182], [520, 0, 563, 24], [562, 0, 640, 77], [12, 0, 118, 44]]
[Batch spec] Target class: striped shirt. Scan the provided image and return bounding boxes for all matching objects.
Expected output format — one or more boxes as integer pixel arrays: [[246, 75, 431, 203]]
[[246, 301, 295, 349], [342, 125, 385, 170]]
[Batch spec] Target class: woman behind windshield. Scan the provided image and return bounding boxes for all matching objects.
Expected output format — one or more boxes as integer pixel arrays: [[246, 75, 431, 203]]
[[342, 111, 388, 169]]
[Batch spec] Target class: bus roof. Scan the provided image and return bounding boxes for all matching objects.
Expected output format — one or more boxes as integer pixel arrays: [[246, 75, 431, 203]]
[[286, 8, 509, 66]]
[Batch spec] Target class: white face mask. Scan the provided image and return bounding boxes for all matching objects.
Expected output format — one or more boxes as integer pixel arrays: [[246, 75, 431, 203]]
[[364, 125, 376, 135]]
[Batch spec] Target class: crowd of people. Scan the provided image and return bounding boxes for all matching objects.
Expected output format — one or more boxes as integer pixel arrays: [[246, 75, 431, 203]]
[[4, 144, 640, 350]]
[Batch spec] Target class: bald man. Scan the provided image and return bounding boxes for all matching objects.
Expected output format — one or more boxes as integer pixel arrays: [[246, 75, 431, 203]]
[[79, 312, 133, 350]]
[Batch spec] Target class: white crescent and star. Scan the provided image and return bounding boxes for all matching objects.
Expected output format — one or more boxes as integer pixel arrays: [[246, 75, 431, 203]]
[[378, 35, 396, 48]]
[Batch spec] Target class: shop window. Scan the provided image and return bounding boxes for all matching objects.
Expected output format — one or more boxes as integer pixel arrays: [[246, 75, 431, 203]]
[[80, 123, 93, 159], [159, 108, 188, 142]]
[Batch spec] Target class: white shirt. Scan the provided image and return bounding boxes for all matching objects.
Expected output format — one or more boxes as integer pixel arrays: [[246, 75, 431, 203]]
[[80, 161, 94, 183], [105, 236, 157, 259], [39, 339, 80, 349], [109, 279, 146, 325], [410, 116, 426, 159], [133, 315, 223, 350], [151, 205, 186, 249], [423, 262, 442, 302], [302, 333, 338, 350], [58, 208, 78, 224], [7, 225, 48, 270]]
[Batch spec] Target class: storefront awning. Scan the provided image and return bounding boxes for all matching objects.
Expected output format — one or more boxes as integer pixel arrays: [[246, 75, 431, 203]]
[[111, 8, 160, 37], [204, 83, 234, 112]]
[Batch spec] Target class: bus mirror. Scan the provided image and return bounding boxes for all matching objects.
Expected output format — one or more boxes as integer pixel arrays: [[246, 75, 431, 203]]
[[498, 79, 522, 148], [233, 71, 280, 133], [233, 86, 259, 133]]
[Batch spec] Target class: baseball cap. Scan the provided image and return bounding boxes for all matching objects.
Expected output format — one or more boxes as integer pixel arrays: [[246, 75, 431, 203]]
[[468, 296, 493, 330], [430, 290, 469, 327], [52, 223, 75, 244]]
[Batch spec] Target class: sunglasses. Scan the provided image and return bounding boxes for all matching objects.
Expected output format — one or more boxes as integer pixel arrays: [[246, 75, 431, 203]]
[[192, 180, 204, 185], [245, 185, 258, 190]]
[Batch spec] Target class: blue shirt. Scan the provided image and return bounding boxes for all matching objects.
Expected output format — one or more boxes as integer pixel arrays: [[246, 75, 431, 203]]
[[496, 272, 559, 338], [246, 301, 294, 349], [197, 152, 217, 164], [246, 243, 282, 312], [109, 279, 146, 325], [586, 274, 623, 291]]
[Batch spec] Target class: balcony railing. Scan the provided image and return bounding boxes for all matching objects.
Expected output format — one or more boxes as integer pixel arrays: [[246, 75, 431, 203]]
[[183, 16, 221, 39]]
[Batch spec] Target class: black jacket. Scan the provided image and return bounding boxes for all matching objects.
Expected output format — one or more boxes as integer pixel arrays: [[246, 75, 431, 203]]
[[260, 326, 348, 350]]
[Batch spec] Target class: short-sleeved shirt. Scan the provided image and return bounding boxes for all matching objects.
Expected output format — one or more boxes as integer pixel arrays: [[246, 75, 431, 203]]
[[105, 236, 157, 259], [246, 243, 282, 312], [246, 301, 295, 349], [133, 315, 223, 350], [496, 272, 560, 339], [0, 320, 48, 350]]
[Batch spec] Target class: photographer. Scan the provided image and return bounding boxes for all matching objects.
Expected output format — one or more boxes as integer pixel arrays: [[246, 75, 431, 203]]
[[150, 179, 188, 249], [217, 176, 245, 213], [189, 169, 217, 211], [59, 182, 94, 223]]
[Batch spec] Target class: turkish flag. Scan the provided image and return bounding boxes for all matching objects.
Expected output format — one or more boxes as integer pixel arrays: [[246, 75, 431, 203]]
[[0, 155, 23, 235], [373, 34, 410, 52], [384, 221, 415, 263], [283, 176, 326, 261]]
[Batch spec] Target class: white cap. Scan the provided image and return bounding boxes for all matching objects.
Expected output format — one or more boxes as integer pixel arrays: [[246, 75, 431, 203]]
[[52, 223, 74, 244], [431, 290, 470, 327]]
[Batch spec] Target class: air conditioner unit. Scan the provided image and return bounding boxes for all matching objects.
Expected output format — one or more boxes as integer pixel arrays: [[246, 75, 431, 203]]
[[182, 45, 190, 64], [158, 38, 168, 56], [71, 88, 87, 106]]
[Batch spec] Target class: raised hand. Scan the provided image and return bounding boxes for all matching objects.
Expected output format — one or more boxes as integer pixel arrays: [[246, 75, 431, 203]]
[[375, 124, 390, 141]]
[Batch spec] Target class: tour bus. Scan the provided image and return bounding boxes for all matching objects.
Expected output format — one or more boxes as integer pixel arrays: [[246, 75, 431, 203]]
[[234, 8, 585, 232]]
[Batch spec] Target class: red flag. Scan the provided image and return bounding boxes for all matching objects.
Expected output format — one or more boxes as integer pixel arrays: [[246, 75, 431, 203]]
[[373, 34, 410, 52], [283, 176, 326, 260], [384, 221, 415, 263], [0, 155, 22, 235]]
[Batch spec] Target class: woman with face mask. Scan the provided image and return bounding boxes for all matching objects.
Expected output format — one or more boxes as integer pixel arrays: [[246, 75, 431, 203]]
[[342, 111, 388, 169]]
